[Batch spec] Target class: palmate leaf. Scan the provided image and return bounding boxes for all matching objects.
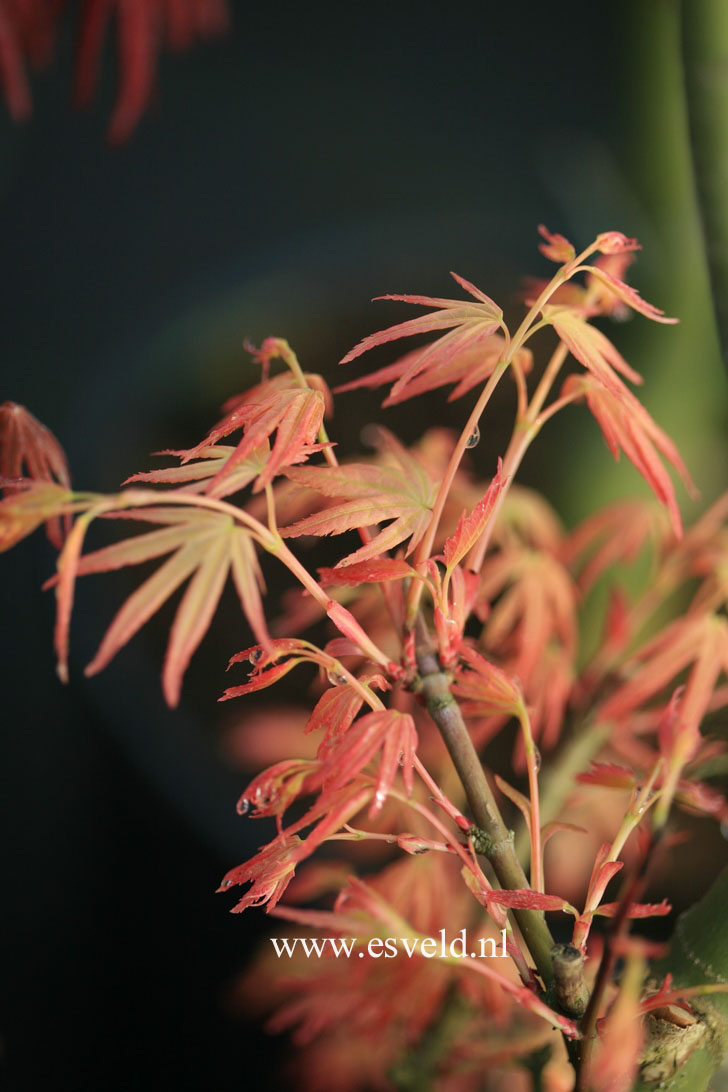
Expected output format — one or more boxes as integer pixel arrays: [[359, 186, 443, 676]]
[[335, 336, 531, 408], [543, 305, 644, 397], [339, 272, 503, 403], [124, 443, 270, 498], [0, 402, 71, 547], [183, 374, 329, 495], [280, 428, 436, 565], [52, 505, 269, 707], [564, 375, 695, 538], [442, 459, 506, 576]]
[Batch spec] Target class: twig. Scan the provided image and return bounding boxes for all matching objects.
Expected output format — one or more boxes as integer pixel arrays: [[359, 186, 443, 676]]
[[413, 615, 555, 987]]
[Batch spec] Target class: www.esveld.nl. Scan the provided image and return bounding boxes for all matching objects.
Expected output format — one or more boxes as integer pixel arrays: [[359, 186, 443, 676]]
[[270, 929, 508, 960]]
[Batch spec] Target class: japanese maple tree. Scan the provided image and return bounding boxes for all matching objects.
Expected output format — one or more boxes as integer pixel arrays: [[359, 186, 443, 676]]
[[3, 227, 728, 1091]]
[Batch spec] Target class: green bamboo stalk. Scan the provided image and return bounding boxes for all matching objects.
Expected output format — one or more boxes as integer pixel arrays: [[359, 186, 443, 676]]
[[681, 0, 728, 371]]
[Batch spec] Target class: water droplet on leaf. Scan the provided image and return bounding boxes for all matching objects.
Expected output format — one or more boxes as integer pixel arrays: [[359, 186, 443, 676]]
[[237, 797, 251, 816], [248, 648, 264, 665], [327, 669, 348, 687], [532, 747, 542, 774], [465, 426, 480, 449], [398, 751, 406, 767]]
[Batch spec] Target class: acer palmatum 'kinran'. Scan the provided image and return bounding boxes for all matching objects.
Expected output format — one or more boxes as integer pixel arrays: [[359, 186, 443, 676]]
[[3, 227, 728, 1091]]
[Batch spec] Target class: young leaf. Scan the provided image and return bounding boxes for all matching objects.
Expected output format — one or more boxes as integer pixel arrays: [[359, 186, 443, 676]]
[[335, 336, 530, 408], [563, 375, 694, 538], [281, 428, 436, 565], [184, 376, 327, 494], [443, 459, 506, 576], [0, 402, 71, 546], [543, 305, 643, 395], [124, 443, 271, 498], [577, 265, 677, 323], [52, 505, 269, 707], [317, 558, 415, 586], [340, 273, 503, 403]]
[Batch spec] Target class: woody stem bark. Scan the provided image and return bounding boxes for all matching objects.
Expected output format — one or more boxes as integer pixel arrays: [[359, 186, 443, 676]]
[[414, 616, 555, 987]]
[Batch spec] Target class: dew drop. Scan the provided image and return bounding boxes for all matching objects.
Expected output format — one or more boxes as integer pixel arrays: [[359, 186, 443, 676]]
[[532, 747, 542, 774], [222, 879, 233, 888], [327, 669, 348, 687], [465, 426, 480, 449], [248, 648, 264, 665], [398, 750, 406, 767], [237, 797, 251, 816]]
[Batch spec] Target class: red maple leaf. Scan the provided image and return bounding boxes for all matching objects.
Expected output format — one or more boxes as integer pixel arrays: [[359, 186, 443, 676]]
[[281, 428, 436, 565]]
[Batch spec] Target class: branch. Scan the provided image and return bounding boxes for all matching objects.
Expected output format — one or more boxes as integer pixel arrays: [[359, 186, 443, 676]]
[[414, 617, 555, 987]]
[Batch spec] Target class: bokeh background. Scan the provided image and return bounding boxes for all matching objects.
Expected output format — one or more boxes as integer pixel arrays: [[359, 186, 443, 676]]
[[1, 2, 726, 1089]]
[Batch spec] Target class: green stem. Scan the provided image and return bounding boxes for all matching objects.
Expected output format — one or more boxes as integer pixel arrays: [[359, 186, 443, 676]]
[[414, 617, 555, 987], [681, 0, 728, 371]]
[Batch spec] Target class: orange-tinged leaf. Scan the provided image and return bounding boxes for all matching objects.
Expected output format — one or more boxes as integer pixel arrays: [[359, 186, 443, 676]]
[[340, 273, 503, 403], [494, 774, 531, 831], [595, 900, 671, 918], [185, 380, 326, 494], [304, 684, 366, 736], [564, 375, 694, 538], [219, 658, 302, 700], [0, 402, 71, 546], [84, 540, 201, 683], [281, 430, 435, 565], [49, 503, 267, 706], [576, 763, 636, 789], [578, 265, 677, 323], [544, 305, 643, 394], [229, 527, 269, 651], [318, 558, 415, 586], [0, 480, 80, 552], [335, 335, 529, 408], [124, 443, 270, 498], [537, 225, 575, 263], [487, 889, 573, 912], [161, 529, 232, 706], [443, 459, 506, 574]]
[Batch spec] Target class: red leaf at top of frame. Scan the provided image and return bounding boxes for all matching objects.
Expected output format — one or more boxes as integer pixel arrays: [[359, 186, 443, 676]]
[[339, 272, 503, 404], [443, 459, 506, 574], [537, 225, 575, 263], [0, 402, 71, 547], [281, 428, 436, 566], [74, 0, 230, 144]]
